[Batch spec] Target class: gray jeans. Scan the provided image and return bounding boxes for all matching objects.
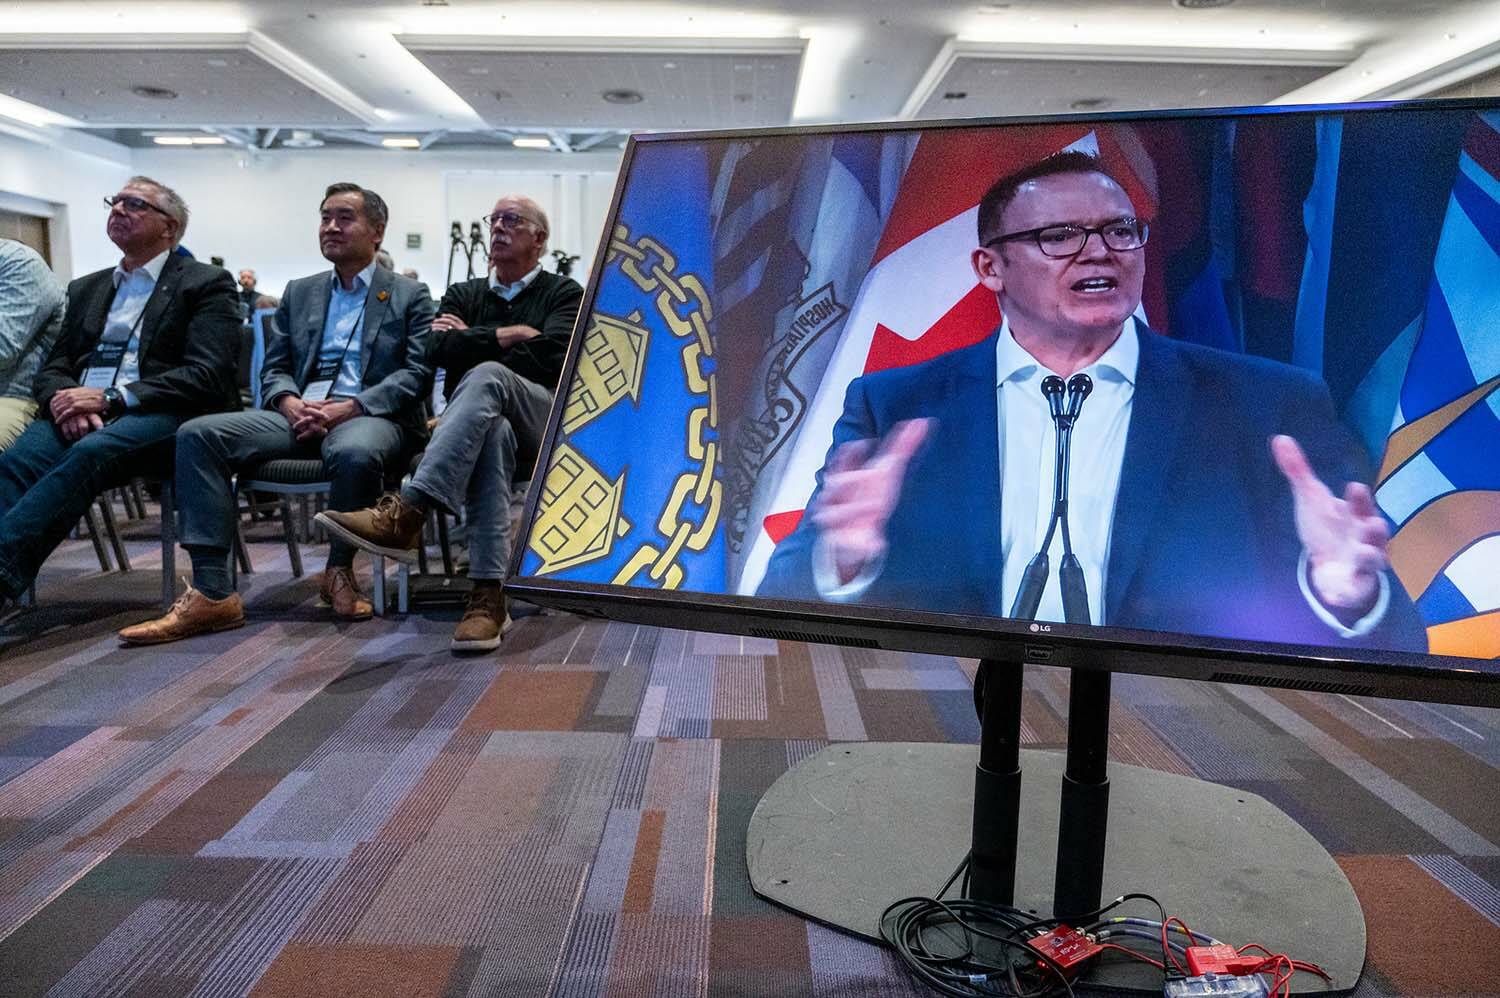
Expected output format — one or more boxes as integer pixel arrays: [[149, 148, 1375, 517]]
[[412, 361, 553, 580]]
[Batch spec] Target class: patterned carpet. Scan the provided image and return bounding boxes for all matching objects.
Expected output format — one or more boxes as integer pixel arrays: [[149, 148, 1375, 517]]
[[1, 516, 1498, 997]]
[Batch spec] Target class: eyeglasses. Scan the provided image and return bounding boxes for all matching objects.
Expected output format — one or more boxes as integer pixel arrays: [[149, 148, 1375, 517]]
[[484, 210, 536, 231], [985, 217, 1148, 258], [104, 194, 174, 220]]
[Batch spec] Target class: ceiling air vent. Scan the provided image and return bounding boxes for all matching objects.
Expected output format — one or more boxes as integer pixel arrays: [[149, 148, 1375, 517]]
[[281, 130, 324, 148]]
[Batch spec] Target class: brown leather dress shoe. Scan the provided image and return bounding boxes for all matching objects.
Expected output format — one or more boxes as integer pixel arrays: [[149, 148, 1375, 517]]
[[324, 566, 374, 620], [316, 494, 425, 564], [451, 580, 511, 653], [119, 587, 245, 645]]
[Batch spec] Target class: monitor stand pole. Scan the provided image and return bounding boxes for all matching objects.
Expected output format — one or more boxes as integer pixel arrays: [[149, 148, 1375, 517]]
[[968, 663, 1112, 920], [1051, 668, 1110, 918], [968, 659, 1024, 905]]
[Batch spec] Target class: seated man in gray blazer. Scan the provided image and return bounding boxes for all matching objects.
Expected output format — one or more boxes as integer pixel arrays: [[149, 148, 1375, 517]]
[[120, 182, 433, 644]]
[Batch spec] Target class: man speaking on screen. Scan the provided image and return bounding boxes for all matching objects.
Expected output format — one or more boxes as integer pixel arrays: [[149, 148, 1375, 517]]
[[757, 151, 1427, 653]]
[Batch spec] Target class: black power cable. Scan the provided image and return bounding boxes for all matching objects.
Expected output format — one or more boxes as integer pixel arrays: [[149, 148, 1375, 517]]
[[880, 854, 1182, 997]]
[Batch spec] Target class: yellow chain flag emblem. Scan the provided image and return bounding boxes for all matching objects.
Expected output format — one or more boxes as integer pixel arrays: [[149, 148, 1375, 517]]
[[561, 310, 650, 434], [528, 442, 631, 575]]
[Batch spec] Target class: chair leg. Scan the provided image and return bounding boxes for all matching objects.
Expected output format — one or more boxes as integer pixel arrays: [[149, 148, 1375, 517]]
[[82, 506, 112, 571], [371, 555, 386, 617], [416, 512, 432, 575], [297, 495, 313, 542], [98, 497, 131, 572], [397, 562, 409, 614], [160, 480, 176, 606], [279, 496, 304, 577], [233, 520, 253, 574], [437, 511, 454, 576], [130, 479, 148, 519]]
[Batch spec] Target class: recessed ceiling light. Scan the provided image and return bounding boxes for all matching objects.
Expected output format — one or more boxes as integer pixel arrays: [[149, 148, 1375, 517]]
[[976, 3, 1012, 11], [513, 136, 553, 149], [131, 85, 177, 100], [466, 66, 489, 75], [1069, 97, 1111, 110], [943, 91, 968, 100], [602, 88, 644, 105], [663, 61, 678, 69], [1174, 0, 1235, 7], [152, 136, 194, 145], [192, 135, 226, 145], [382, 137, 421, 148]]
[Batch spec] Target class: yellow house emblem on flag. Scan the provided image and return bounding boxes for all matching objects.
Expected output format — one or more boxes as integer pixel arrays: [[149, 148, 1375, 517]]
[[528, 442, 631, 575], [561, 310, 650, 434]]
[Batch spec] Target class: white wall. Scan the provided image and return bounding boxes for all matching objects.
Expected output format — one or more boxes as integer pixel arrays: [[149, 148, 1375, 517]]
[[130, 145, 625, 300], [0, 125, 133, 281]]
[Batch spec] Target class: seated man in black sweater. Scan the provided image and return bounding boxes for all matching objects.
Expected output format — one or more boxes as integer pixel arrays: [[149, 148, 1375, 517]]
[[318, 194, 583, 651]]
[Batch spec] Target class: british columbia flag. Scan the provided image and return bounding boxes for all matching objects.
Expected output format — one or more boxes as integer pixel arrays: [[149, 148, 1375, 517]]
[[1374, 112, 1500, 658]]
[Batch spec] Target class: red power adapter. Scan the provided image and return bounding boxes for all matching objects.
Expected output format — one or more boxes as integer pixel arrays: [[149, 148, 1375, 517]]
[[1028, 926, 1104, 975], [1186, 944, 1264, 977]]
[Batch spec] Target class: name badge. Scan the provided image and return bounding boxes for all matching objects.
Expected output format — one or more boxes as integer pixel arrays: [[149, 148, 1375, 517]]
[[82, 339, 126, 388], [82, 367, 118, 388], [303, 355, 342, 402]]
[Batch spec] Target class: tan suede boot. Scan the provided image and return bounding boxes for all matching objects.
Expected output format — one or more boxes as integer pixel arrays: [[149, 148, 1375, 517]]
[[119, 587, 245, 645], [324, 566, 374, 621], [316, 494, 424, 564], [451, 581, 511, 653]]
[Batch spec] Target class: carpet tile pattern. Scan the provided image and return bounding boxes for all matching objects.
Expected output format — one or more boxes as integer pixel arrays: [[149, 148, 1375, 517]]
[[0, 522, 1498, 996]]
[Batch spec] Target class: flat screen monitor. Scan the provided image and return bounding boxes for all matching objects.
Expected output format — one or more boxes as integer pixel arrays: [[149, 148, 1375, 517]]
[[507, 99, 1500, 709]]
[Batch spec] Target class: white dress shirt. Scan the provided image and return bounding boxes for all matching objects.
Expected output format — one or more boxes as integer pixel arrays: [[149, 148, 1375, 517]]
[[489, 264, 542, 301], [996, 317, 1135, 625], [106, 250, 169, 404]]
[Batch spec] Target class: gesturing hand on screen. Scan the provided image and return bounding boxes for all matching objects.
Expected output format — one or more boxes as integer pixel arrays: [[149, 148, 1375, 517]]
[[811, 419, 931, 584], [1271, 434, 1390, 611]]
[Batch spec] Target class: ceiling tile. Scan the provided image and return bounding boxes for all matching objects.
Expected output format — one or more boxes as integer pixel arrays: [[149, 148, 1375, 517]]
[[404, 43, 801, 130], [0, 45, 363, 127]]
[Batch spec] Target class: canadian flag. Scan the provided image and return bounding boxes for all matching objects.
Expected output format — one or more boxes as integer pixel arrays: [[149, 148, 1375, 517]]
[[735, 121, 1161, 595]]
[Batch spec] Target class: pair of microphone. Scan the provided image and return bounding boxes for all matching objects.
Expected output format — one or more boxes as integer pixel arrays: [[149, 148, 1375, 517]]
[[1008, 373, 1094, 625]]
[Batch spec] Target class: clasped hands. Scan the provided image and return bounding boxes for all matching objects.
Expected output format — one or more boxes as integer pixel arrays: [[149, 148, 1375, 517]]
[[49, 387, 108, 441], [811, 420, 1389, 615], [278, 395, 362, 442]]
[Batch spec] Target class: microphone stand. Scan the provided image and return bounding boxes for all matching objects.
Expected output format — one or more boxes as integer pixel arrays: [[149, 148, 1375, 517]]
[[445, 222, 466, 289], [1057, 373, 1093, 626], [467, 221, 485, 281], [1008, 374, 1092, 623]]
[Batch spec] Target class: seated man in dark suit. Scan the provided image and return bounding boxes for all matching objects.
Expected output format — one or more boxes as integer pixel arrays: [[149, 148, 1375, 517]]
[[119, 183, 434, 643], [0, 177, 239, 609], [316, 194, 582, 652], [757, 151, 1427, 654]]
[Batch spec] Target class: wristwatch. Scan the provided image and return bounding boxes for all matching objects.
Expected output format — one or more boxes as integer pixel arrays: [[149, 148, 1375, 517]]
[[102, 386, 127, 421]]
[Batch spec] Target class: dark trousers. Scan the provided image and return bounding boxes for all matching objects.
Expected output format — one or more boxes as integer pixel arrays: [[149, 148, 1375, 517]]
[[0, 413, 182, 597], [175, 410, 411, 568]]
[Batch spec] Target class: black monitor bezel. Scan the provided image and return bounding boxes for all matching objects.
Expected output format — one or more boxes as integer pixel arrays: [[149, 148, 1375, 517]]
[[506, 95, 1500, 710]]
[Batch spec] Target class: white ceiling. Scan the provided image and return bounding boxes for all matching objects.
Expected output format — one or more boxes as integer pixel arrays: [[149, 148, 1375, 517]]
[[3, 0, 1500, 152]]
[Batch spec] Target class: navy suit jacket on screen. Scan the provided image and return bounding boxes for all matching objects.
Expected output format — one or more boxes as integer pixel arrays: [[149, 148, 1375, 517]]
[[756, 326, 1428, 655]]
